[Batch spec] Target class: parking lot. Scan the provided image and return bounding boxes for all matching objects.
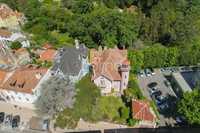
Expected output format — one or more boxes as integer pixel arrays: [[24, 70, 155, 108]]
[[137, 69, 177, 127]]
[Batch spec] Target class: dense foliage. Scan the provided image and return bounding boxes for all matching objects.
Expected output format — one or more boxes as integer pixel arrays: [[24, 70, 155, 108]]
[[178, 89, 200, 125], [55, 75, 132, 128]]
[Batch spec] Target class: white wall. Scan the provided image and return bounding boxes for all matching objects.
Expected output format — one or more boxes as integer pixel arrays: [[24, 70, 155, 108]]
[[94, 76, 112, 94], [112, 81, 121, 92], [0, 89, 35, 103]]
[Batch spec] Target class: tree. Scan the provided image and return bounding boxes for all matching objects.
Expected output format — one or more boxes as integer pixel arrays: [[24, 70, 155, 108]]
[[35, 76, 75, 117], [178, 89, 200, 125], [128, 50, 144, 73], [55, 75, 101, 128], [10, 41, 22, 50], [92, 96, 126, 121]]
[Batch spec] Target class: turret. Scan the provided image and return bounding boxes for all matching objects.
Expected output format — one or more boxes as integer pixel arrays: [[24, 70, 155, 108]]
[[119, 59, 130, 92]]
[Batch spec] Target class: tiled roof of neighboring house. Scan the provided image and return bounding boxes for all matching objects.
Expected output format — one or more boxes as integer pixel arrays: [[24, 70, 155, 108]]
[[0, 4, 22, 20], [42, 43, 54, 49], [52, 44, 88, 76], [1, 65, 48, 94], [90, 48, 130, 81], [0, 70, 7, 84], [132, 99, 155, 122], [39, 49, 57, 62], [0, 28, 12, 38]]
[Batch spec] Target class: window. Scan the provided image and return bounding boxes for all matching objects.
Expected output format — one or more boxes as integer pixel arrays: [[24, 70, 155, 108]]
[[125, 75, 127, 79], [100, 79, 105, 86]]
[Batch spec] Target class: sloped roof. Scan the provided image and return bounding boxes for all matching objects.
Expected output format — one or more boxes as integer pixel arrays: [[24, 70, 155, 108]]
[[52, 44, 88, 76], [1, 65, 48, 94], [39, 49, 57, 62], [90, 48, 130, 81], [0, 70, 7, 84], [132, 99, 155, 122]]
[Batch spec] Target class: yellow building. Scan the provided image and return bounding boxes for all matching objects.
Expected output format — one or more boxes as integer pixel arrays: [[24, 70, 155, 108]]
[[0, 4, 24, 30]]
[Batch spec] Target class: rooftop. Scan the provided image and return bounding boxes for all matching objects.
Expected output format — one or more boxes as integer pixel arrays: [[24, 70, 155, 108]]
[[90, 48, 130, 81], [1, 65, 48, 94], [39, 49, 57, 62], [52, 44, 88, 76], [172, 72, 192, 92], [132, 99, 155, 122]]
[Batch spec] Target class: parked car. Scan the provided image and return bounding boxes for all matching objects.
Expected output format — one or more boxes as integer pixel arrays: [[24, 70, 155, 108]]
[[144, 69, 151, 76], [5, 114, 12, 125], [138, 70, 145, 77], [0, 112, 5, 123], [158, 102, 169, 110], [164, 80, 171, 87], [148, 82, 158, 88], [150, 68, 155, 75], [149, 88, 162, 96], [155, 95, 167, 105], [151, 90, 162, 98], [176, 116, 188, 126], [12, 115, 20, 128]]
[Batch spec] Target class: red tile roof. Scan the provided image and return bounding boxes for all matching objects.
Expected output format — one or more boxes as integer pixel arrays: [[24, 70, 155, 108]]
[[132, 99, 156, 122], [42, 43, 53, 49], [1, 66, 48, 94], [90, 48, 129, 81], [39, 49, 56, 62], [0, 70, 7, 84]]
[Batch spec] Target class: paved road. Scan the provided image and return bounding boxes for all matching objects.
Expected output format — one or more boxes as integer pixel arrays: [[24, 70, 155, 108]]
[[137, 69, 177, 127]]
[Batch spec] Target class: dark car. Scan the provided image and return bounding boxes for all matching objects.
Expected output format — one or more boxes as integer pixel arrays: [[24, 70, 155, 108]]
[[151, 90, 162, 98], [155, 95, 167, 105], [12, 115, 20, 128], [5, 114, 12, 125], [176, 116, 188, 126], [0, 112, 5, 123]]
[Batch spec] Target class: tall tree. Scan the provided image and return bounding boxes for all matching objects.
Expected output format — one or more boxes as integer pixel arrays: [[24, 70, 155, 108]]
[[35, 76, 75, 117], [178, 89, 200, 125]]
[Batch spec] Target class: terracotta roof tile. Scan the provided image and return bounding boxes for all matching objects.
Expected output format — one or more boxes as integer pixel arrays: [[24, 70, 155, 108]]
[[42, 43, 53, 49], [39, 49, 57, 62], [91, 48, 129, 81], [0, 70, 7, 84], [132, 99, 156, 122], [1, 66, 48, 94]]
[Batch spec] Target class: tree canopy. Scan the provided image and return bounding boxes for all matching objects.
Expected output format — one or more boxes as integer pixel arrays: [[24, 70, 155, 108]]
[[178, 89, 200, 125], [35, 76, 75, 117]]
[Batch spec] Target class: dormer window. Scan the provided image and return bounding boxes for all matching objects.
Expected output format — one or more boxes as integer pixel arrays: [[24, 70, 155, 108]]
[[18, 81, 25, 88], [10, 80, 17, 86]]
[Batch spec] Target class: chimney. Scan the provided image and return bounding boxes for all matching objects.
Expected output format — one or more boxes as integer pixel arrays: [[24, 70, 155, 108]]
[[35, 73, 42, 79]]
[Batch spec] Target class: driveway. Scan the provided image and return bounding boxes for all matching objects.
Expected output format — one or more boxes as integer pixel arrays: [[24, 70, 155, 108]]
[[137, 69, 177, 127]]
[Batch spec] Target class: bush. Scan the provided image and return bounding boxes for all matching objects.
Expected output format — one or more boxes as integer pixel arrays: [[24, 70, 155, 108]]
[[10, 41, 22, 50], [124, 79, 144, 101], [55, 74, 101, 128], [127, 118, 138, 126]]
